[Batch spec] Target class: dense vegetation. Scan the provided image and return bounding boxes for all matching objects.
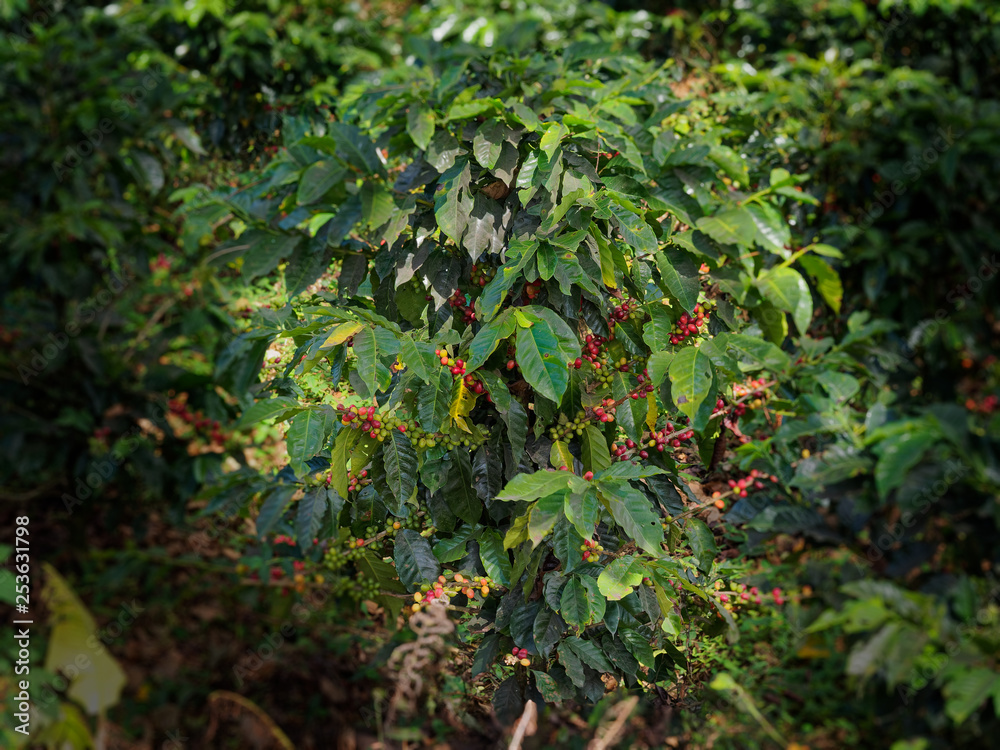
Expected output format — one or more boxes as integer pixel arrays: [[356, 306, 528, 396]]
[[1, 1, 998, 747]]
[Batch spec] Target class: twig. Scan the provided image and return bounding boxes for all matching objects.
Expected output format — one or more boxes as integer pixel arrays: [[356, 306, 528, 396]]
[[508, 700, 538, 750], [587, 696, 639, 750]]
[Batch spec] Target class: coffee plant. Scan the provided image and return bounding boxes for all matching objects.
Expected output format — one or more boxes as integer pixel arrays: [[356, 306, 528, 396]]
[[185, 47, 846, 708]]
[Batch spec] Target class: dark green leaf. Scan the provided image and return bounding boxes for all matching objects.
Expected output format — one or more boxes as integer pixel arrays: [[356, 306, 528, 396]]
[[394, 529, 441, 591]]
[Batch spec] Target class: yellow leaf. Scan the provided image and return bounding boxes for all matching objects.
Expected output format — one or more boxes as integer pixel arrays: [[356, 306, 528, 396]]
[[322, 320, 364, 348], [42, 564, 127, 716], [645, 393, 658, 432], [449, 380, 476, 432], [550, 439, 574, 470]]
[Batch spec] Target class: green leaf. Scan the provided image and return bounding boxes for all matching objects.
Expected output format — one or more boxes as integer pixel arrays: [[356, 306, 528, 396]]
[[597, 556, 645, 601], [433, 525, 476, 563], [564, 487, 600, 539], [603, 483, 663, 555], [713, 333, 790, 372], [747, 202, 791, 258], [532, 670, 568, 702], [241, 230, 301, 281], [516, 316, 571, 402], [685, 518, 717, 572], [442, 449, 481, 524], [406, 103, 436, 150], [758, 267, 813, 335], [383, 430, 417, 513], [286, 406, 334, 477], [558, 641, 586, 688], [611, 371, 645, 445], [668, 347, 715, 430], [472, 634, 500, 678], [398, 336, 440, 384], [528, 492, 564, 546], [479, 239, 538, 320], [285, 240, 332, 299], [619, 627, 656, 669], [256, 484, 296, 538], [816, 371, 860, 402], [466, 309, 516, 371], [418, 368, 452, 432], [498, 470, 587, 502], [434, 158, 472, 247], [602, 634, 639, 674], [655, 247, 700, 312], [943, 668, 1000, 724], [479, 529, 513, 586], [533, 606, 566, 656], [394, 529, 441, 591], [325, 123, 385, 175], [582, 426, 612, 473], [352, 326, 380, 399], [875, 432, 937, 499], [295, 487, 329, 550], [297, 160, 347, 205], [595, 463, 667, 482], [608, 199, 658, 253], [493, 677, 524, 726], [647, 350, 674, 386], [799, 254, 843, 314], [473, 120, 507, 169], [565, 636, 615, 673], [696, 208, 756, 247], [238, 396, 301, 427], [539, 122, 567, 159], [560, 576, 594, 628]]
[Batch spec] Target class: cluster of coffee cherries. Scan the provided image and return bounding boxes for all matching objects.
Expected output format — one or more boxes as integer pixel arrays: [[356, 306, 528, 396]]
[[337, 404, 410, 441], [730, 378, 769, 415], [167, 395, 228, 446], [510, 647, 531, 667], [436, 348, 467, 377], [549, 410, 591, 441], [469, 263, 495, 288], [626, 370, 657, 400], [447, 290, 476, 324], [524, 279, 544, 300], [592, 398, 618, 424], [609, 298, 642, 323], [669, 305, 710, 345], [580, 538, 604, 563], [411, 573, 493, 612], [462, 373, 486, 395], [716, 581, 786, 612], [351, 572, 381, 602], [437, 431, 486, 451], [345, 469, 370, 493], [377, 512, 423, 537], [580, 333, 612, 368], [966, 394, 998, 414], [710, 469, 779, 508]]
